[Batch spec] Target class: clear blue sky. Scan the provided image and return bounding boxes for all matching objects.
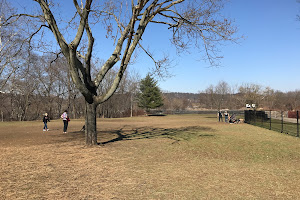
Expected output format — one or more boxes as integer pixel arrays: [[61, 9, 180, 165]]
[[140, 0, 300, 93], [12, 0, 300, 93]]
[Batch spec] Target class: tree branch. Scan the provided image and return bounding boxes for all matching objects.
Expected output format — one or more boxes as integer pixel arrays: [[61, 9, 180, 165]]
[[34, 0, 68, 54], [1, 14, 42, 26], [71, 0, 92, 49]]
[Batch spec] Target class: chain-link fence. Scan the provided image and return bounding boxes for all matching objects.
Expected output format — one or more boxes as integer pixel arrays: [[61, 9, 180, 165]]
[[244, 110, 299, 137]]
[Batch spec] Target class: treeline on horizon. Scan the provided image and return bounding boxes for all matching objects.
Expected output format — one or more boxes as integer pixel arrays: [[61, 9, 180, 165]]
[[1, 44, 299, 121], [163, 81, 300, 112]]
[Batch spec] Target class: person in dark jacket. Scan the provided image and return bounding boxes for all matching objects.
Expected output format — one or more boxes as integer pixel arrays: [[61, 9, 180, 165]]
[[218, 110, 223, 122], [43, 113, 50, 131]]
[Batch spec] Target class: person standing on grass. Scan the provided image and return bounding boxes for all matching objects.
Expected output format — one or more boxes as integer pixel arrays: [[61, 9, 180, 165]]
[[61, 110, 69, 133], [224, 111, 229, 123], [218, 110, 223, 122], [43, 113, 50, 131]]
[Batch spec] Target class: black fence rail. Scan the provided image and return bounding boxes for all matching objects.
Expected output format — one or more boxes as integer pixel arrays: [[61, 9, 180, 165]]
[[164, 110, 244, 115], [244, 110, 299, 137]]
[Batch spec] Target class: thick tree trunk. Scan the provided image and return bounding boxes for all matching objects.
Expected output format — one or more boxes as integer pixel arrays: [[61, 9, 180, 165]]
[[85, 102, 97, 145]]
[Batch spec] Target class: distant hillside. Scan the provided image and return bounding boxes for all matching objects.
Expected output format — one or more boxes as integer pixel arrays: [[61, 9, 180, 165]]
[[163, 92, 199, 101]]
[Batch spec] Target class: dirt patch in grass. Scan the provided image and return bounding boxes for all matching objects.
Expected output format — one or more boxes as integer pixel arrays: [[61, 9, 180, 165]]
[[1, 115, 300, 199]]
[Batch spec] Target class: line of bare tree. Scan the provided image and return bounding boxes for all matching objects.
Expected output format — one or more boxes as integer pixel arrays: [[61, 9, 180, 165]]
[[2, 71, 300, 122], [201, 81, 300, 111], [0, 52, 142, 122]]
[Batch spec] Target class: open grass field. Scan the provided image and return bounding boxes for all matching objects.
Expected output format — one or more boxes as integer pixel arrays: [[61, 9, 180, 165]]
[[1, 114, 300, 199]]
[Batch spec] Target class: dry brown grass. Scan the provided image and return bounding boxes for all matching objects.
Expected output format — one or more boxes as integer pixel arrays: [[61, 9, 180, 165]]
[[1, 114, 300, 199]]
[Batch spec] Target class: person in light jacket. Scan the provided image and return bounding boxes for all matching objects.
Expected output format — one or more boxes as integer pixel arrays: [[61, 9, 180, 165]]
[[61, 110, 69, 133], [224, 111, 229, 123]]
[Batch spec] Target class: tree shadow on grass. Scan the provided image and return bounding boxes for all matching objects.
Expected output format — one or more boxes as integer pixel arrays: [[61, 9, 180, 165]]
[[101, 126, 215, 145], [50, 126, 215, 145]]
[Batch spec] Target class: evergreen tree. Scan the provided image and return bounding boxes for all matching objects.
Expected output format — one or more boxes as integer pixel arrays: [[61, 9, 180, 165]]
[[138, 74, 164, 113]]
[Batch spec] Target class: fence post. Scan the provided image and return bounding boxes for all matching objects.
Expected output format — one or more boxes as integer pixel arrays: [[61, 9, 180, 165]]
[[297, 110, 299, 137], [269, 110, 271, 130], [254, 110, 256, 125], [261, 111, 263, 127], [281, 111, 283, 133]]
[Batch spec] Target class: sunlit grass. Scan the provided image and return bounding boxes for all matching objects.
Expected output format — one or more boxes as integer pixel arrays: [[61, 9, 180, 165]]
[[1, 114, 300, 199]]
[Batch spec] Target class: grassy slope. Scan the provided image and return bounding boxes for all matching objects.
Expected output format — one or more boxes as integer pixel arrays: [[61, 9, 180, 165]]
[[1, 115, 300, 199]]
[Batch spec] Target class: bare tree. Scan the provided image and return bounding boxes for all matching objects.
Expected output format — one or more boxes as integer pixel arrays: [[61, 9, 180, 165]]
[[204, 84, 215, 109], [98, 69, 133, 118], [0, 0, 33, 91], [238, 83, 263, 108], [284, 90, 300, 111], [214, 80, 230, 110], [128, 70, 141, 117], [261, 86, 276, 110], [8, 0, 239, 145]]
